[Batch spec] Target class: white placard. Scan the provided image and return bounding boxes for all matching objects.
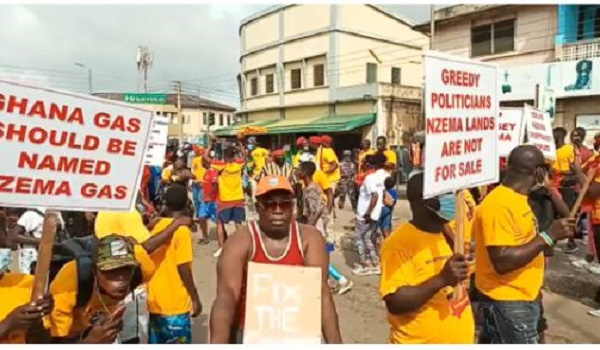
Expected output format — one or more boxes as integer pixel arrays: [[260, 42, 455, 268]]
[[498, 107, 526, 157], [144, 114, 169, 167], [0, 79, 154, 212], [524, 104, 556, 160], [424, 51, 499, 198]]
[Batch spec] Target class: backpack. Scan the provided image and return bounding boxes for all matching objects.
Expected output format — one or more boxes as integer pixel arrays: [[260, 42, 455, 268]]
[[46, 236, 143, 308]]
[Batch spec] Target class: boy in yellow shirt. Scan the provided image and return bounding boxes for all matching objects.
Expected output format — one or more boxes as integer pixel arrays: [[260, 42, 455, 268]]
[[376, 136, 397, 174], [380, 172, 474, 344], [473, 145, 574, 343], [147, 185, 201, 344]]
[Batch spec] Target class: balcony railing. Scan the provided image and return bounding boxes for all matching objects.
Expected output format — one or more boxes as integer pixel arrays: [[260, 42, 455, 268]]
[[556, 37, 600, 61]]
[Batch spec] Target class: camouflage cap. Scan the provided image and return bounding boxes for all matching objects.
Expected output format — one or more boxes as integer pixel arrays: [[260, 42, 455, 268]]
[[96, 235, 138, 271]]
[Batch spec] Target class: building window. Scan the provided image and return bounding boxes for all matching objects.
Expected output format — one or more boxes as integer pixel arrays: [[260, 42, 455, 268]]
[[313, 64, 325, 87], [227, 115, 231, 125], [219, 114, 223, 126], [366, 63, 377, 83], [251, 78, 258, 96], [291, 68, 302, 89], [391, 67, 401, 85], [576, 6, 600, 40], [265, 74, 274, 93], [203, 112, 207, 125], [471, 19, 514, 57]]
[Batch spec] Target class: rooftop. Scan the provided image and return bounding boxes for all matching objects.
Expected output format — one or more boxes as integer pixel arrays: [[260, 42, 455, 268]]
[[414, 4, 508, 33], [94, 92, 237, 112]]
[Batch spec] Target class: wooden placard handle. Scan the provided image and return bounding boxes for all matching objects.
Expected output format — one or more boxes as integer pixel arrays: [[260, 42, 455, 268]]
[[452, 190, 465, 301], [30, 213, 57, 302], [569, 166, 598, 218]]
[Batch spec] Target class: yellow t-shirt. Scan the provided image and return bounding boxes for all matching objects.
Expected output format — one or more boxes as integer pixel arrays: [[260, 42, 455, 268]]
[[380, 223, 474, 344], [552, 144, 574, 173], [49, 247, 154, 338], [384, 149, 397, 166], [251, 147, 269, 177], [147, 218, 193, 315], [161, 166, 173, 182], [291, 153, 300, 168], [0, 273, 36, 343], [211, 160, 245, 202], [318, 147, 341, 183], [313, 169, 331, 204], [473, 185, 543, 301], [191, 156, 206, 182]]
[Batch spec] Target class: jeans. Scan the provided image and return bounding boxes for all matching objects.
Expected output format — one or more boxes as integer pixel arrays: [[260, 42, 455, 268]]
[[479, 293, 540, 344], [354, 219, 379, 266]]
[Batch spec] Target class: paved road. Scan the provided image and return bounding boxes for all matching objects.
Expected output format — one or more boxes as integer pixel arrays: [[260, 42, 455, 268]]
[[190, 205, 600, 344]]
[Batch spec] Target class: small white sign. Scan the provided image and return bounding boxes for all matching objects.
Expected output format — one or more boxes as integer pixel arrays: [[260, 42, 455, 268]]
[[498, 107, 526, 157], [143, 114, 169, 167], [524, 104, 556, 160]]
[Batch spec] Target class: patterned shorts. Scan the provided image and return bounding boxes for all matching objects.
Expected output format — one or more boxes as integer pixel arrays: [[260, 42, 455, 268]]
[[148, 313, 192, 344]]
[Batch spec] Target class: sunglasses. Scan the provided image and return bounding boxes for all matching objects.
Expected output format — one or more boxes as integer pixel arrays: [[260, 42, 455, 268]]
[[259, 199, 294, 211]]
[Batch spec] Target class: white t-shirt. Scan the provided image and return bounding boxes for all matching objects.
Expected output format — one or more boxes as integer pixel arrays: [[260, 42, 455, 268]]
[[298, 152, 315, 163], [357, 169, 388, 221], [17, 208, 46, 239]]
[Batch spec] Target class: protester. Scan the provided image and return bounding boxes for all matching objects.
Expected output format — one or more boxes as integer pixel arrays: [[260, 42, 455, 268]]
[[147, 185, 201, 344], [191, 146, 211, 245], [209, 175, 342, 343], [358, 139, 375, 175], [297, 137, 315, 163], [0, 211, 53, 344], [380, 172, 474, 344], [552, 127, 578, 253], [376, 136, 397, 174], [316, 135, 341, 198], [49, 235, 153, 343], [247, 136, 269, 204], [473, 145, 575, 343], [203, 135, 247, 258], [338, 150, 357, 211], [581, 151, 600, 316], [12, 208, 65, 274], [260, 148, 296, 186], [353, 154, 387, 276], [378, 176, 398, 241], [298, 162, 353, 296]]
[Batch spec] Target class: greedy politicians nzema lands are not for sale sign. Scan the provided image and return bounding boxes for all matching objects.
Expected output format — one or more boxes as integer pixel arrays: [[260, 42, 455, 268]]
[[0, 79, 154, 212], [423, 51, 499, 198]]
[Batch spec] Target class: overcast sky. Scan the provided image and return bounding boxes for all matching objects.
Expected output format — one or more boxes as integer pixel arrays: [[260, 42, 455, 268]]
[[0, 4, 433, 108]]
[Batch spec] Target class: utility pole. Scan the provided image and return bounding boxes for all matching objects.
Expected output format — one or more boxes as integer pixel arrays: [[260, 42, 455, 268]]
[[175, 81, 183, 145], [75, 62, 93, 94], [136, 46, 153, 93]]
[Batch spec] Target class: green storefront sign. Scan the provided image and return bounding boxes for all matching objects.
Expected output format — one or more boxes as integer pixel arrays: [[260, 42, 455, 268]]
[[123, 93, 167, 105]]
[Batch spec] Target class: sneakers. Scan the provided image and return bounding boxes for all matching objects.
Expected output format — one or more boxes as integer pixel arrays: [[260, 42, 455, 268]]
[[213, 248, 222, 258], [564, 241, 579, 254], [336, 280, 353, 295], [588, 263, 600, 275], [588, 309, 600, 318], [572, 259, 590, 269], [368, 266, 382, 276], [352, 266, 370, 276]]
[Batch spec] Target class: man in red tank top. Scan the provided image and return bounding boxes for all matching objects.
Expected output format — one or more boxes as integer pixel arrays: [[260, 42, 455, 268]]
[[209, 175, 342, 344]]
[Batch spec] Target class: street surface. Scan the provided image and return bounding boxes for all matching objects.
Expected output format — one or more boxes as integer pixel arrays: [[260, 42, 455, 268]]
[[190, 201, 600, 344]]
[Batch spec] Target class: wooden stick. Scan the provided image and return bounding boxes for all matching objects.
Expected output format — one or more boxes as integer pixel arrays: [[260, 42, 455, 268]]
[[30, 213, 57, 302], [569, 166, 598, 218], [452, 190, 465, 301]]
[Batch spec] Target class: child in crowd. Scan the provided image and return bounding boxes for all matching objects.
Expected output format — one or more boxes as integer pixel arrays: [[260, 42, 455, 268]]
[[378, 176, 397, 242]]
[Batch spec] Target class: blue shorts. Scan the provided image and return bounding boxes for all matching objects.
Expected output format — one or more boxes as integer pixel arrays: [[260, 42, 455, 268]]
[[218, 206, 246, 223], [378, 212, 392, 231], [148, 313, 191, 344], [192, 183, 217, 221]]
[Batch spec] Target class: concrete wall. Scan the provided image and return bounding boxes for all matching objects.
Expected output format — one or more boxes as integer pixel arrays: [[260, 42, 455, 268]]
[[283, 5, 330, 38], [555, 97, 600, 133], [433, 5, 557, 66], [244, 12, 279, 51], [284, 104, 329, 119]]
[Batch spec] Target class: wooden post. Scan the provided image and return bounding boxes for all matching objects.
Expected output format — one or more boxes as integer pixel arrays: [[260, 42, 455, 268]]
[[30, 213, 57, 302]]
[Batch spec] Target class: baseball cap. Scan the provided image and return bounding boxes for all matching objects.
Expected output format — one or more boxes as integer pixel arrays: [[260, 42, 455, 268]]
[[95, 235, 138, 271], [255, 175, 294, 197]]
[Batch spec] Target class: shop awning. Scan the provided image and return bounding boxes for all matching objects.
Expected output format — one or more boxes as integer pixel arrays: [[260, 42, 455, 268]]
[[265, 113, 376, 134], [214, 119, 278, 136]]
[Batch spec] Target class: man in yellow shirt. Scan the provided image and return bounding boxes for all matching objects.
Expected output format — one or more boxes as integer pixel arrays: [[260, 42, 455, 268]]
[[472, 145, 574, 343], [380, 172, 474, 344], [317, 135, 341, 231], [49, 235, 153, 343], [147, 185, 201, 344], [191, 146, 211, 245], [376, 136, 397, 174], [0, 247, 53, 344], [203, 136, 247, 257]]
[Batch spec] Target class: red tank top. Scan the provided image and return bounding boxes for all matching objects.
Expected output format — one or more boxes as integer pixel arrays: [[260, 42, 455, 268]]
[[236, 220, 305, 329]]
